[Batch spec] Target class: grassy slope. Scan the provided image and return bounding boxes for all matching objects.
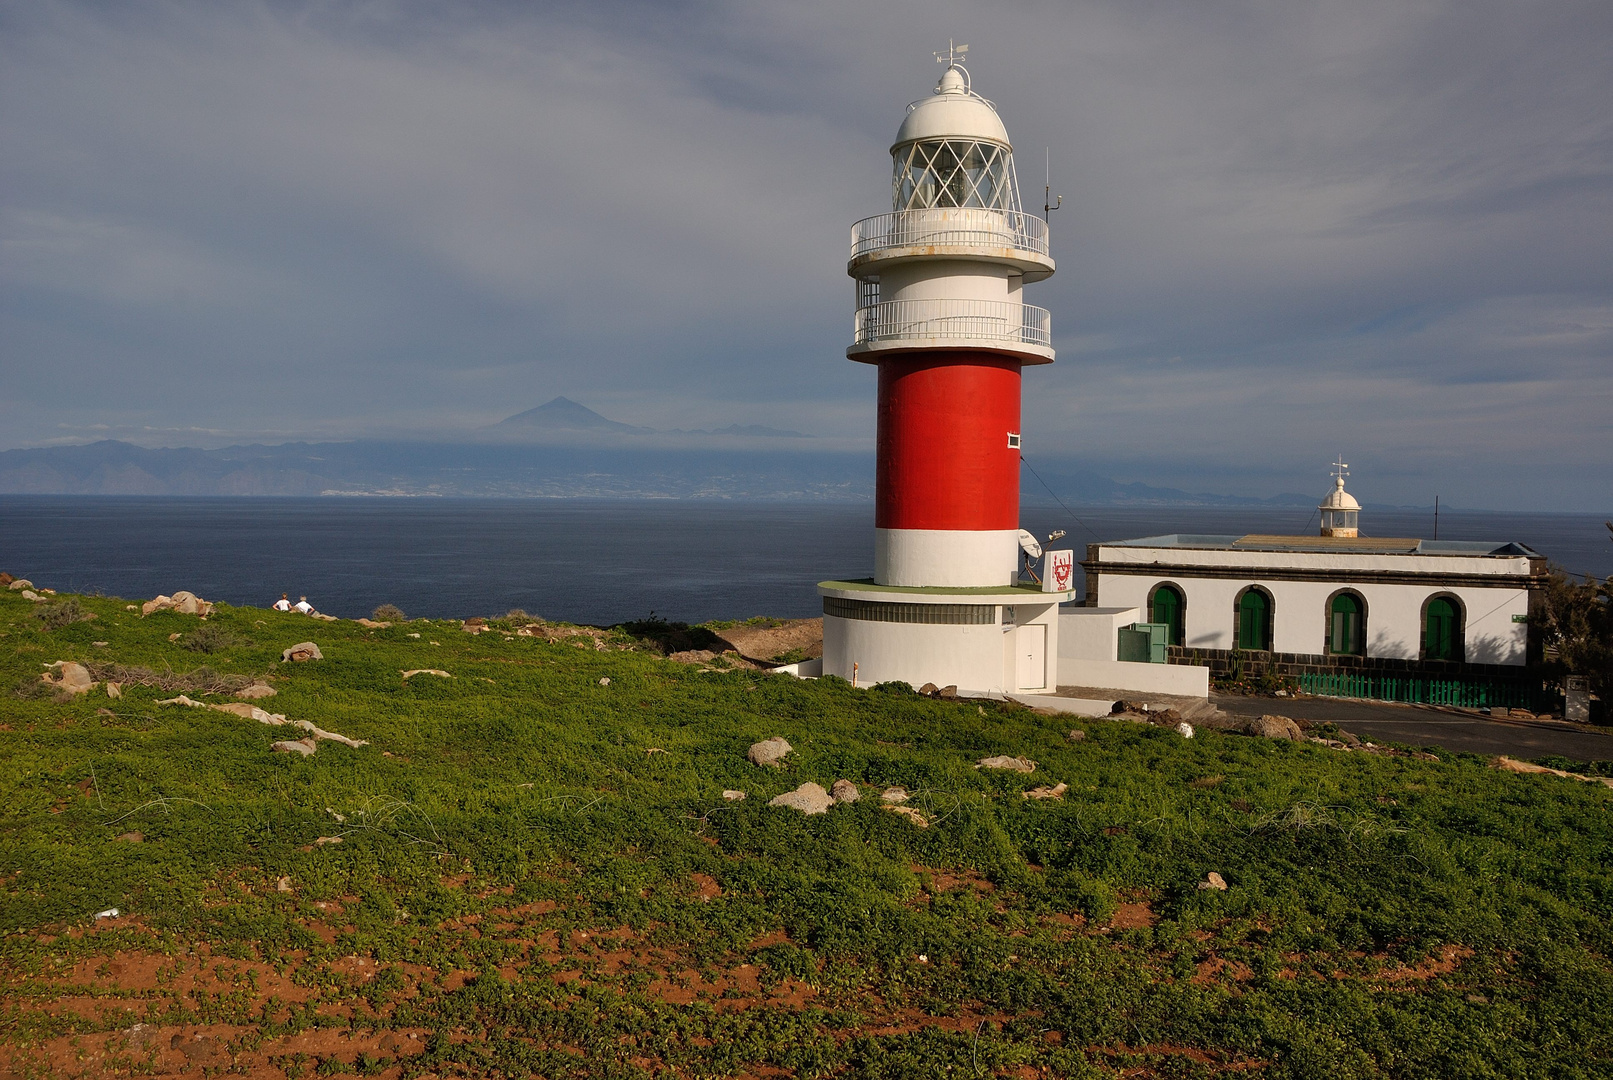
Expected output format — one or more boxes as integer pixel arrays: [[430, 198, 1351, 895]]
[[1, 590, 1611, 1079]]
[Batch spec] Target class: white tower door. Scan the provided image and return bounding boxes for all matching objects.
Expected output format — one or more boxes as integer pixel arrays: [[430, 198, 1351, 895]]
[[1015, 623, 1047, 690]]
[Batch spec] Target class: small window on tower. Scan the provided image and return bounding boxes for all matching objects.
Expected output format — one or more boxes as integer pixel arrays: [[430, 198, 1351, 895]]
[[1006, 432, 1021, 449]]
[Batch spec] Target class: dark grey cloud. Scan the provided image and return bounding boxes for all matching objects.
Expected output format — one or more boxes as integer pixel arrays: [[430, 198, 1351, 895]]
[[2, 0, 1609, 509]]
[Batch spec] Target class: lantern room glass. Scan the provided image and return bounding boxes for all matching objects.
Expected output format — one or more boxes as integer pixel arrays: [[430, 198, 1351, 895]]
[[1323, 509, 1358, 532], [893, 140, 1020, 213]]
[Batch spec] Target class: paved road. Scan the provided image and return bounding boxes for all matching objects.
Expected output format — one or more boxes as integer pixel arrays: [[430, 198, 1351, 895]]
[[1213, 694, 1613, 761]]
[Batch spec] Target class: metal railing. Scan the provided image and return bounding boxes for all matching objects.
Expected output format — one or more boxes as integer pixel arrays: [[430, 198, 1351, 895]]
[[1297, 671, 1549, 711], [853, 298, 1051, 348], [851, 209, 1050, 259]]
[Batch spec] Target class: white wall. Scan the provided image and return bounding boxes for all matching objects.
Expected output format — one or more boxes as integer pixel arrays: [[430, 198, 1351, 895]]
[[1095, 572, 1529, 665], [1056, 657, 1209, 697], [822, 600, 1062, 694], [1058, 607, 1142, 662]]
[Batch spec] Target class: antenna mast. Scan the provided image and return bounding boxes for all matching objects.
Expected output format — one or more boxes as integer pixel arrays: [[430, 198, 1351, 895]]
[[1044, 148, 1062, 223]]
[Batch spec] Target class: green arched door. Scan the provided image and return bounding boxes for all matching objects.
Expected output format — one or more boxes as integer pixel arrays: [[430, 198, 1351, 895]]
[[1151, 585, 1184, 647], [1425, 597, 1461, 661], [1330, 593, 1364, 655], [1237, 589, 1271, 651]]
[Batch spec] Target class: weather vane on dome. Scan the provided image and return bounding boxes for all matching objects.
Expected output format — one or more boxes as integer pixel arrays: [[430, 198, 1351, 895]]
[[935, 40, 969, 68], [1331, 455, 1350, 483]]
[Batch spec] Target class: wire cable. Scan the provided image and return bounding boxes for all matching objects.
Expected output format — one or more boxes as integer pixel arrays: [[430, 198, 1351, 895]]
[[1018, 454, 1104, 544]]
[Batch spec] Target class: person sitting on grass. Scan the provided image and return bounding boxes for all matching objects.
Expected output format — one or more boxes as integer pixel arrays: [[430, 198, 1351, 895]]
[[273, 593, 292, 612], [292, 595, 315, 615]]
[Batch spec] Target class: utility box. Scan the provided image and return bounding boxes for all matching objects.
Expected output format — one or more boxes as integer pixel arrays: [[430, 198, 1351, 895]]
[[1118, 622, 1169, 664], [1566, 675, 1591, 723]]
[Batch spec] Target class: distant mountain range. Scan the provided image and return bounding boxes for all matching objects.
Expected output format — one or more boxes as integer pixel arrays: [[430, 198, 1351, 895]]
[[0, 397, 1318, 505]]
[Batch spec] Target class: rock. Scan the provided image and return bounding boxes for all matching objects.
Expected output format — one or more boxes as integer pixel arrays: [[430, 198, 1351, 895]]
[[42, 661, 96, 696], [1198, 871, 1229, 891], [885, 805, 929, 828], [1067, 729, 1086, 742], [1023, 782, 1068, 800], [356, 618, 391, 629], [9, 578, 33, 590], [143, 591, 214, 616], [918, 682, 939, 695], [670, 649, 717, 664], [747, 736, 793, 767], [769, 782, 834, 815], [310, 612, 338, 622], [937, 684, 959, 700], [106, 682, 122, 699], [722, 790, 747, 801], [276, 875, 294, 892], [236, 682, 277, 699], [599, 677, 611, 686], [1336, 730, 1362, 747], [977, 755, 1036, 773], [115, 832, 143, 843], [1509, 708, 1536, 720], [0, 572, 11, 585], [881, 786, 911, 803], [281, 642, 323, 662], [1245, 715, 1303, 740], [273, 739, 318, 757], [830, 779, 860, 804], [401, 668, 453, 679], [20, 590, 42, 601], [1113, 699, 1149, 715], [1176, 722, 1195, 739]]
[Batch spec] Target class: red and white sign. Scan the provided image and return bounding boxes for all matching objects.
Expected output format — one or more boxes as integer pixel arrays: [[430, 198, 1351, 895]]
[[1042, 549, 1075, 593]]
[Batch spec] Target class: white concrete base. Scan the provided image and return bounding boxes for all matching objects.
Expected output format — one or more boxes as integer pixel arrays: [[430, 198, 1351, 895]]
[[1004, 692, 1120, 716], [1056, 657, 1209, 698], [1058, 607, 1143, 663], [772, 658, 823, 678], [875, 528, 1019, 587]]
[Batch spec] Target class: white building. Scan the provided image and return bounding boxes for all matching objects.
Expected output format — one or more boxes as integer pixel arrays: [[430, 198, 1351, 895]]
[[1082, 473, 1548, 697]]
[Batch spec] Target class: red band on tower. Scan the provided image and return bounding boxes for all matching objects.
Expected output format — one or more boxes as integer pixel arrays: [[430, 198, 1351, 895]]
[[875, 353, 1022, 531]]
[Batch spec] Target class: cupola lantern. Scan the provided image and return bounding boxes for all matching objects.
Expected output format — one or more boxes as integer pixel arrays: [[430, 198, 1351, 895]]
[[1319, 459, 1361, 538]]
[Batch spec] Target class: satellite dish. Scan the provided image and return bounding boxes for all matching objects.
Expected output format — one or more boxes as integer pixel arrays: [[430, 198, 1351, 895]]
[[1017, 529, 1043, 559]]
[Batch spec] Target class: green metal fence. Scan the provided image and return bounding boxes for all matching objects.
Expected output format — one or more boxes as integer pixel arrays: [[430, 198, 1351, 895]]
[[1298, 671, 1548, 711]]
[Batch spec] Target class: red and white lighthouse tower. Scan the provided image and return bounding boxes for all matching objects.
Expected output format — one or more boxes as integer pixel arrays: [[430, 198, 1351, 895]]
[[818, 54, 1075, 694]]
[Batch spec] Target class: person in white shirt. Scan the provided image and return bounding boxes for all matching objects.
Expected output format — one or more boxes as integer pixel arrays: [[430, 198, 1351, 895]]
[[273, 593, 292, 612], [292, 596, 315, 615]]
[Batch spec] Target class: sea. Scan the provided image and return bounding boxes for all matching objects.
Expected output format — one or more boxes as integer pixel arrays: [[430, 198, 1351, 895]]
[[1, 496, 1607, 625]]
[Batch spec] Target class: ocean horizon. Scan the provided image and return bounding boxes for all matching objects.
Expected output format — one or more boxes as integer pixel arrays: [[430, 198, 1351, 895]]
[[1, 495, 1607, 626]]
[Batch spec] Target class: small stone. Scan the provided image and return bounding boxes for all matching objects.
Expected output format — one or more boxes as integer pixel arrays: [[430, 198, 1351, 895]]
[[722, 790, 747, 801], [885, 804, 929, 827], [768, 782, 834, 815], [276, 876, 294, 892], [92, 641, 109, 647], [881, 786, 911, 803], [313, 836, 343, 846], [1067, 729, 1086, 741], [42, 661, 96, 696], [747, 736, 793, 767], [106, 682, 122, 699], [830, 779, 860, 804], [272, 738, 318, 757], [599, 677, 611, 686], [1023, 782, 1068, 800], [1176, 722, 1195, 739], [8, 579, 34, 590], [976, 755, 1036, 773], [115, 831, 143, 843], [1245, 715, 1302, 740], [918, 682, 939, 696], [281, 641, 323, 662], [937, 684, 959, 700], [235, 682, 277, 699], [1198, 871, 1229, 891], [1336, 730, 1362, 747], [168, 632, 182, 641]]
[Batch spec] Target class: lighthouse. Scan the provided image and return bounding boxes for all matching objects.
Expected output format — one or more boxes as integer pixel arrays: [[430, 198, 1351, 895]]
[[818, 53, 1076, 695]]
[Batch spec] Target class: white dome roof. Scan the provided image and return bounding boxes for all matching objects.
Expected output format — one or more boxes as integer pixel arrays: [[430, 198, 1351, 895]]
[[893, 67, 1011, 150], [1319, 475, 1360, 511]]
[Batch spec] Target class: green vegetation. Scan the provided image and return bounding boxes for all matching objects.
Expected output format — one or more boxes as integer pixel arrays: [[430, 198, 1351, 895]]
[[2, 588, 1612, 1078], [1540, 532, 1613, 719]]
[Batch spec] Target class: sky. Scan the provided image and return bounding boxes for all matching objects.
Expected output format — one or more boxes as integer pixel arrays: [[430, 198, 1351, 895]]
[[2, 0, 1610, 510]]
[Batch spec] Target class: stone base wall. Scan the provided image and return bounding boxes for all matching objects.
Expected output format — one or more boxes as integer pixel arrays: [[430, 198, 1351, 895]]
[[1168, 646, 1538, 685]]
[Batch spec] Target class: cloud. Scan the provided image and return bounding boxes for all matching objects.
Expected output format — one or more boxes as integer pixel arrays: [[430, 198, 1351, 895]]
[[1, 0, 1609, 508]]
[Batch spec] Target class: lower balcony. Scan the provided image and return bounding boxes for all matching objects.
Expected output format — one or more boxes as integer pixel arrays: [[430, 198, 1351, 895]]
[[849, 298, 1053, 363]]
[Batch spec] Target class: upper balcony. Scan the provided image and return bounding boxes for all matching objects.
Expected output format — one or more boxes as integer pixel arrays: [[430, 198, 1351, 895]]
[[848, 298, 1054, 365], [849, 209, 1055, 282]]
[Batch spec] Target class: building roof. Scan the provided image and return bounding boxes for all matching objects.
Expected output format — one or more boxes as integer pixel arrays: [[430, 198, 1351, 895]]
[[1101, 534, 1540, 557], [1319, 475, 1360, 511], [893, 66, 1012, 150]]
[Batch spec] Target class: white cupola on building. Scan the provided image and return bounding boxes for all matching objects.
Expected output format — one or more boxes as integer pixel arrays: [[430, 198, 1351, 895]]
[[1319, 459, 1360, 538]]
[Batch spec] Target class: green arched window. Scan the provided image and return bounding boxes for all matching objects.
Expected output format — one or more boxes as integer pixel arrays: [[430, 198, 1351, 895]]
[[1151, 584, 1184, 647], [1237, 589, 1271, 651], [1425, 597, 1462, 662], [1329, 593, 1364, 655]]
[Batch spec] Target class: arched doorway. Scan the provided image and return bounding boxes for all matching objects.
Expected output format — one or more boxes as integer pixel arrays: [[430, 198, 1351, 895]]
[[1424, 596, 1463, 662], [1328, 592, 1365, 656], [1150, 583, 1185, 647], [1236, 588, 1272, 651]]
